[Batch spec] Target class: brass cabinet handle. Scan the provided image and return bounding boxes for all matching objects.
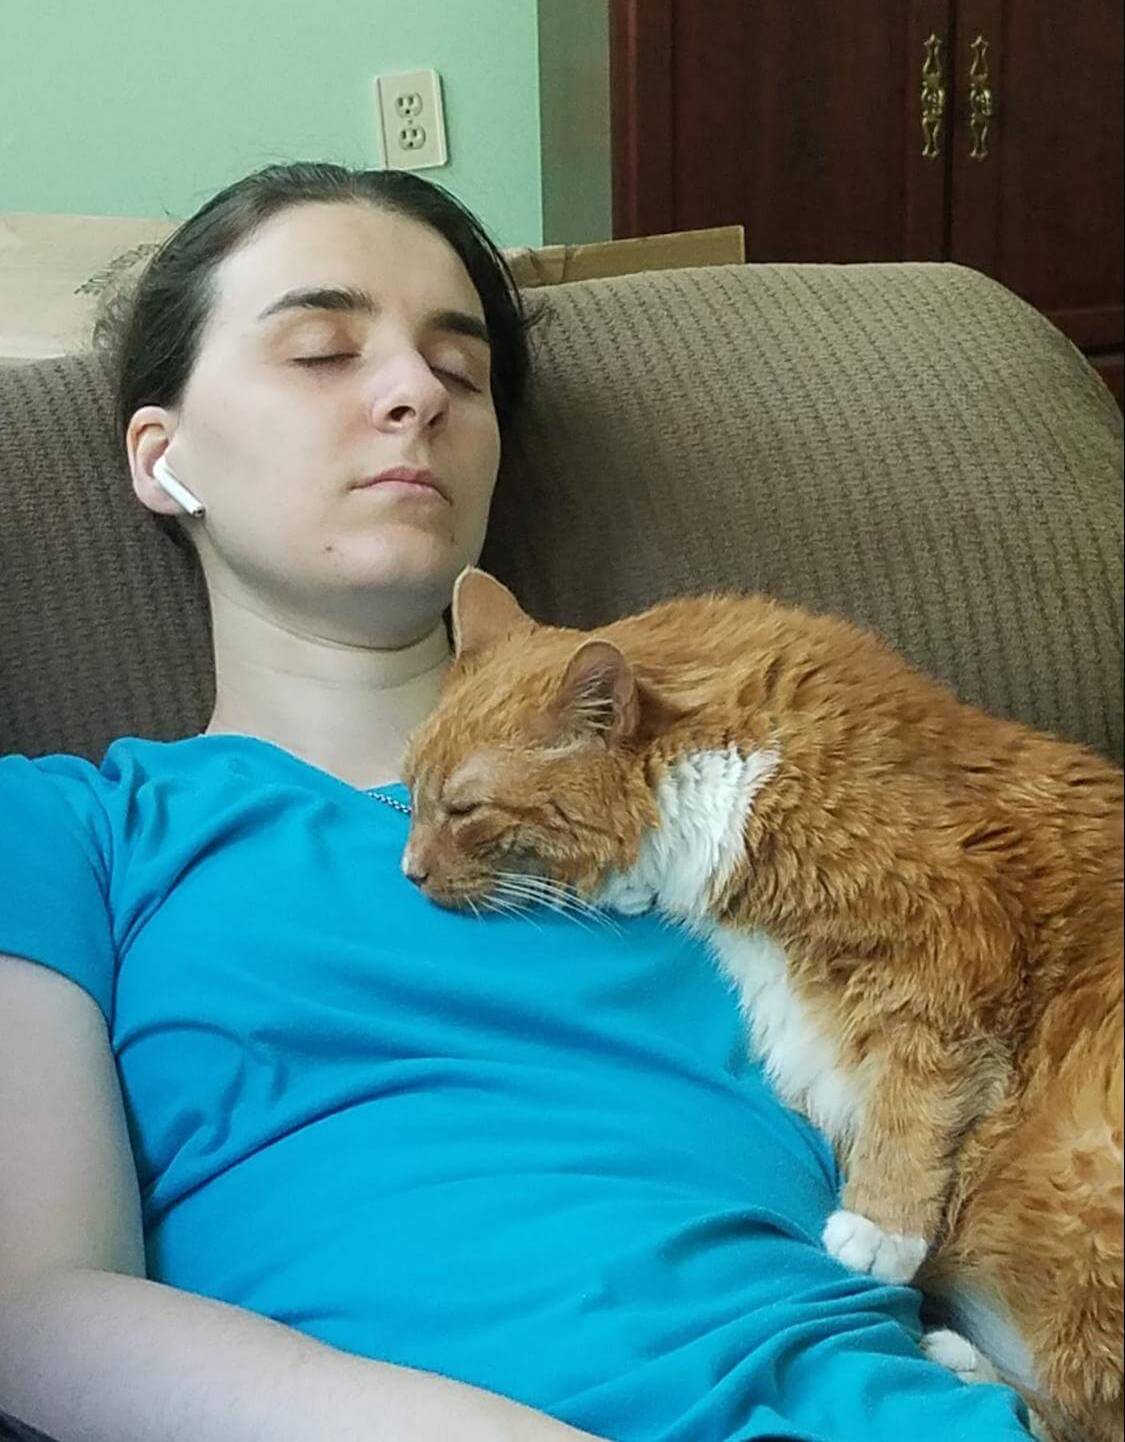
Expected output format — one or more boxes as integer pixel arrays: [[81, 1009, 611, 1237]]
[[968, 35, 995, 160], [920, 33, 946, 159]]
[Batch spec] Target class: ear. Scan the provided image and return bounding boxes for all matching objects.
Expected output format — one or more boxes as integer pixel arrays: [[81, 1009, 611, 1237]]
[[127, 406, 182, 518], [451, 568, 535, 661], [553, 639, 643, 744]]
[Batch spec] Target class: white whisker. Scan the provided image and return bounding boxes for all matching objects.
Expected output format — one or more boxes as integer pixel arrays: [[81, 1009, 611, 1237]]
[[493, 871, 620, 935], [496, 873, 599, 915], [481, 890, 542, 929]]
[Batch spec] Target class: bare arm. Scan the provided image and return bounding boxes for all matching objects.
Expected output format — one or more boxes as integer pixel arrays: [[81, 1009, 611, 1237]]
[[0, 1268, 602, 1442], [0, 957, 604, 1442]]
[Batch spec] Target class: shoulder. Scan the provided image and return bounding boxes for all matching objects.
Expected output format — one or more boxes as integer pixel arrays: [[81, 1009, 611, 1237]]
[[0, 736, 215, 852], [0, 749, 112, 861], [0, 742, 188, 1022]]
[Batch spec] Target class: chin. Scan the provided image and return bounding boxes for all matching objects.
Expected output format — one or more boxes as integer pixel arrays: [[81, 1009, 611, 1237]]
[[330, 525, 470, 599]]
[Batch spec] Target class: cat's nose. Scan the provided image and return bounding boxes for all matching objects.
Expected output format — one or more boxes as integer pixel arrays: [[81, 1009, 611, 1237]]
[[402, 845, 429, 887]]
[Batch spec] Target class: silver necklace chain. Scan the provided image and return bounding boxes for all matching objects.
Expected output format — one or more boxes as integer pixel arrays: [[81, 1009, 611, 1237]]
[[365, 787, 413, 817]]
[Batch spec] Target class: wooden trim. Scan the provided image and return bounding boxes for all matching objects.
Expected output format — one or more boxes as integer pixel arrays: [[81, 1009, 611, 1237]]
[[610, 0, 675, 238], [1046, 304, 1125, 351], [1089, 352, 1123, 413]]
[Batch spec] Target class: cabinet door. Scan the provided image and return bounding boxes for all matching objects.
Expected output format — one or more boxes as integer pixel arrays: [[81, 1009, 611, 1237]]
[[612, 0, 954, 261], [949, 0, 1124, 352]]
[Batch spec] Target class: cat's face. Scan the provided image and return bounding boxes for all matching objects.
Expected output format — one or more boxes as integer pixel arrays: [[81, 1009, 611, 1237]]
[[400, 570, 666, 912]]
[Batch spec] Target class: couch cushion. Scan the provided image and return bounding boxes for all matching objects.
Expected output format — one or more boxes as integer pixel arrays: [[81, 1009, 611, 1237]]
[[484, 263, 1123, 762], [0, 351, 211, 759], [1, 262, 1121, 763]]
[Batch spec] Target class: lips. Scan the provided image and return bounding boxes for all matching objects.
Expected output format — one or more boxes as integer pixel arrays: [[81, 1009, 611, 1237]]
[[354, 466, 449, 502]]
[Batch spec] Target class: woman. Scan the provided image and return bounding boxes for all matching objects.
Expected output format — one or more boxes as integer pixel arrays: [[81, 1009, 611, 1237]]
[[0, 162, 1035, 1442]]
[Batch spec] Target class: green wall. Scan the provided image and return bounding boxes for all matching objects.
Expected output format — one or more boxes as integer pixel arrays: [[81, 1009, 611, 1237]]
[[0, 0, 550, 248]]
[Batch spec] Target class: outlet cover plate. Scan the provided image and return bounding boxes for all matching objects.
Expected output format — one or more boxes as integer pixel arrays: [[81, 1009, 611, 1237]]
[[375, 69, 448, 171]]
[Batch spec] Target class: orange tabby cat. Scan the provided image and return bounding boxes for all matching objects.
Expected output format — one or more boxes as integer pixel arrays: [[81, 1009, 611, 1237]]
[[402, 569, 1124, 1442]]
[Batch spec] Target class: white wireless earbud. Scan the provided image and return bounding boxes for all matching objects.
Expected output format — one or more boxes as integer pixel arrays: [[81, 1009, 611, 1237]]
[[152, 455, 206, 518]]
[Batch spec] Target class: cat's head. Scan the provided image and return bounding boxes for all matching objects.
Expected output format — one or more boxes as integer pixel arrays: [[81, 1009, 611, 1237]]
[[401, 569, 678, 911]]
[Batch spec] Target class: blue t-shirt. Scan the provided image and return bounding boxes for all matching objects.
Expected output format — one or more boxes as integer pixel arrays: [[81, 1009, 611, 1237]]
[[0, 736, 1032, 1441]]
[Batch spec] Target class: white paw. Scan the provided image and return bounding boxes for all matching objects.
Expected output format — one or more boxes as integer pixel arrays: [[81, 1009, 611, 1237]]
[[595, 873, 657, 915], [923, 1330, 1051, 1438], [921, 1327, 1000, 1384], [822, 1209, 928, 1284]]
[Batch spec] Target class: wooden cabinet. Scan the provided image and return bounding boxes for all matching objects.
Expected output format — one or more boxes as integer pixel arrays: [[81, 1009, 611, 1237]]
[[611, 0, 1124, 407]]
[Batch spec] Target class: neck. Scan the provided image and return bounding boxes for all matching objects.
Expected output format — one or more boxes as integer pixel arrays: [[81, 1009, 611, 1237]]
[[205, 586, 451, 790]]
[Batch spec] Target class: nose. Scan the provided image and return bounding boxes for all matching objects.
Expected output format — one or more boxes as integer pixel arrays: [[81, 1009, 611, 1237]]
[[401, 846, 429, 887], [370, 353, 449, 435]]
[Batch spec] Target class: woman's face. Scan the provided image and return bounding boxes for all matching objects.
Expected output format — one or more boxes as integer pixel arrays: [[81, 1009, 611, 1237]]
[[135, 200, 503, 644]]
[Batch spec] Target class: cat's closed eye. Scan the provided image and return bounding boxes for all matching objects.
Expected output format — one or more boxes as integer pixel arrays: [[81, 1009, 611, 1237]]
[[444, 799, 483, 818]]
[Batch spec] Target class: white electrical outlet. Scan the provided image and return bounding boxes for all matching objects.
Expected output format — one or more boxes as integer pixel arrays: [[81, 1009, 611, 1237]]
[[374, 69, 448, 171]]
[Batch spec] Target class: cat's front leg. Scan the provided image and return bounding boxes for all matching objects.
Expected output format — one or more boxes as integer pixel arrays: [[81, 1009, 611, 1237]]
[[823, 1029, 975, 1285]]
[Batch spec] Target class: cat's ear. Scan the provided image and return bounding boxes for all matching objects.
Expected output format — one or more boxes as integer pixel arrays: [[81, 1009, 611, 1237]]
[[554, 639, 642, 743], [451, 567, 535, 661]]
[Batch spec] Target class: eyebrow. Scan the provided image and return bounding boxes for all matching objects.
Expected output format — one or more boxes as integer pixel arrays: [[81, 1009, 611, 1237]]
[[255, 285, 491, 347]]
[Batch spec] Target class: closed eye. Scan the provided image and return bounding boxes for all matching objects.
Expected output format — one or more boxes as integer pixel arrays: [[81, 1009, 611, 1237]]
[[293, 353, 356, 368], [444, 799, 483, 818], [291, 356, 479, 391], [432, 366, 481, 393]]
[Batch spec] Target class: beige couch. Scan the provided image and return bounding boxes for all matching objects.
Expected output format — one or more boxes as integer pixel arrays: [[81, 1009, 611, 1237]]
[[0, 261, 1121, 764]]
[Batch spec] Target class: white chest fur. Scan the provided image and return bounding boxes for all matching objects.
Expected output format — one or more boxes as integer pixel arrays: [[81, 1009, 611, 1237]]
[[597, 746, 779, 917], [710, 925, 864, 1142], [598, 746, 865, 1145]]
